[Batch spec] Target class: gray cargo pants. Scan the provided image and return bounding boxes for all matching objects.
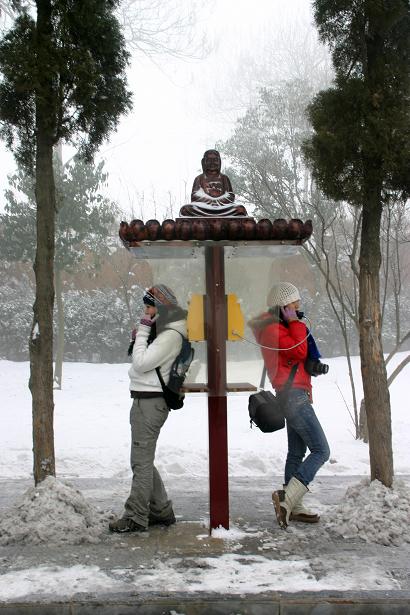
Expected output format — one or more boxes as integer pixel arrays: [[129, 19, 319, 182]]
[[123, 396, 173, 528]]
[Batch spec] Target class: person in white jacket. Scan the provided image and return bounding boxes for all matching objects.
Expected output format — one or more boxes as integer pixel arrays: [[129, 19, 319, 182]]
[[109, 285, 187, 533]]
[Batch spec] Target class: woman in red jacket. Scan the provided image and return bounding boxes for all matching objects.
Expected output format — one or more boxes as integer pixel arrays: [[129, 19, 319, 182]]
[[249, 282, 330, 529]]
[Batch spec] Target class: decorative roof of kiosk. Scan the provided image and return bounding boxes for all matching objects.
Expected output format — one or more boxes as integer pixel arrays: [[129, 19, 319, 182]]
[[118, 150, 313, 247]]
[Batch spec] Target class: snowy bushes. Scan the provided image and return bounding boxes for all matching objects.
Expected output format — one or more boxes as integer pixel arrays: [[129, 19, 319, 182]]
[[0, 276, 34, 360], [0, 286, 131, 363], [1, 280, 408, 363], [63, 289, 131, 362]]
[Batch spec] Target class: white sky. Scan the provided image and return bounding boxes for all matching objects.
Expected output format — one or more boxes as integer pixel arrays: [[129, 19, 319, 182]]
[[0, 0, 323, 219]]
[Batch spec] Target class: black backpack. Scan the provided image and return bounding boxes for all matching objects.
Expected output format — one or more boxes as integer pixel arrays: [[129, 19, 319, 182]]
[[155, 329, 194, 410]]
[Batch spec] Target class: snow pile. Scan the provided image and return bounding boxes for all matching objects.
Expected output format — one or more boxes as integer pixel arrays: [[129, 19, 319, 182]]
[[210, 524, 251, 541], [324, 478, 410, 546], [0, 476, 108, 545]]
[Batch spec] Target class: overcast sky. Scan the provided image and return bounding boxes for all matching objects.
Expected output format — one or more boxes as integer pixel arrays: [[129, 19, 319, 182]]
[[0, 0, 326, 221]]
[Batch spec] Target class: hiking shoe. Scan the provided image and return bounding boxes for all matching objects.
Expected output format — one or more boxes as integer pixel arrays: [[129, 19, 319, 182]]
[[148, 511, 176, 527], [109, 517, 146, 533]]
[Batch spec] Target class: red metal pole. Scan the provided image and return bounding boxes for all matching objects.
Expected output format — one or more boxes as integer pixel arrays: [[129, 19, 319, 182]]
[[205, 245, 229, 530]]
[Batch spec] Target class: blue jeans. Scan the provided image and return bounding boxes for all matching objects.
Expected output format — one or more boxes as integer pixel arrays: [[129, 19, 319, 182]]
[[283, 389, 330, 487]]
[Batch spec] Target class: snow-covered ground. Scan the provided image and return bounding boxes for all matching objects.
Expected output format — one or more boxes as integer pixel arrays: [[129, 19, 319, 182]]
[[1, 354, 409, 480], [0, 354, 409, 601]]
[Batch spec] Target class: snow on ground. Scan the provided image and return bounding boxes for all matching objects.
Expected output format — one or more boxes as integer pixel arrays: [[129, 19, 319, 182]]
[[1, 353, 409, 482], [0, 476, 109, 546], [0, 550, 399, 601], [0, 565, 129, 601], [107, 553, 398, 593], [323, 478, 410, 546], [0, 354, 409, 598], [210, 524, 252, 541]]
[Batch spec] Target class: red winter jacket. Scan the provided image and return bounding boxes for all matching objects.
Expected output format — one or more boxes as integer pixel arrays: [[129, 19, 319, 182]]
[[250, 312, 312, 397]]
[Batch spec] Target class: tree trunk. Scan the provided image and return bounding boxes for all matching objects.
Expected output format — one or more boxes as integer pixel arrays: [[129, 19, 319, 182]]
[[29, 0, 56, 485], [53, 267, 64, 389], [358, 194, 393, 487], [345, 349, 359, 439], [357, 6, 395, 487], [359, 398, 369, 443]]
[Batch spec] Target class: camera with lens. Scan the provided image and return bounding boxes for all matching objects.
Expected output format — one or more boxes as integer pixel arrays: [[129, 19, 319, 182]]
[[304, 358, 329, 377]]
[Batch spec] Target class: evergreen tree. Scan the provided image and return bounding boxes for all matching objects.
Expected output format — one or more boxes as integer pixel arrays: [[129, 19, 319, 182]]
[[303, 0, 410, 486], [0, 0, 132, 484]]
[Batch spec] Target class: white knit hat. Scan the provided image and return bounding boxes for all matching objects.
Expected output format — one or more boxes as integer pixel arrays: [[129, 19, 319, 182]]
[[268, 282, 301, 307]]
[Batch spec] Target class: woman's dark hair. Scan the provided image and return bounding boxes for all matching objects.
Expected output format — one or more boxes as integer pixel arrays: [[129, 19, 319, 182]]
[[267, 305, 281, 321], [247, 305, 281, 332], [156, 305, 187, 329]]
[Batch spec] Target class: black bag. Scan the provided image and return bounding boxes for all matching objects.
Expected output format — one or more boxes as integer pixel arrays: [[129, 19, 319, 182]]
[[156, 330, 194, 410], [248, 364, 298, 433], [248, 390, 286, 432]]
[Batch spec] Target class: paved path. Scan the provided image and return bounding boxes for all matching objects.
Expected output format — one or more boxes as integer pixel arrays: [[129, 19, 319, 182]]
[[0, 476, 409, 614]]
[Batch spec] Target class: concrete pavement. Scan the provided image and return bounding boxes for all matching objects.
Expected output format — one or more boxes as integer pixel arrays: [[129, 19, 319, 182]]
[[0, 475, 409, 614]]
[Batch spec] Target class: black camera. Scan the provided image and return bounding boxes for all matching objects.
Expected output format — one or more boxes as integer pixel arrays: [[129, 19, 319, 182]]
[[304, 358, 329, 377]]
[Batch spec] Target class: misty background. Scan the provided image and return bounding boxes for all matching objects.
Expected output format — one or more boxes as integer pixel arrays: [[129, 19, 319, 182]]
[[0, 0, 328, 215], [0, 0, 409, 370]]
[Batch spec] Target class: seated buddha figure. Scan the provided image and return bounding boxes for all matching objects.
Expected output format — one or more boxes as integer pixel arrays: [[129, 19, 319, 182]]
[[179, 150, 248, 217]]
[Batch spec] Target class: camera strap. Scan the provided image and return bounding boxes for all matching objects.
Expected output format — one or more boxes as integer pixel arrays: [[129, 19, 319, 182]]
[[281, 363, 299, 396], [259, 366, 267, 389], [259, 362, 299, 392]]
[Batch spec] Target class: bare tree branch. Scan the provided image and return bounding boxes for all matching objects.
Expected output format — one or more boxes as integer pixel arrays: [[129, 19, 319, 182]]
[[117, 0, 210, 61]]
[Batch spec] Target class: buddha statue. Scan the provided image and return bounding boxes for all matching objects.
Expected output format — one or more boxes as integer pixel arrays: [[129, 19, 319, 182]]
[[179, 150, 248, 217]]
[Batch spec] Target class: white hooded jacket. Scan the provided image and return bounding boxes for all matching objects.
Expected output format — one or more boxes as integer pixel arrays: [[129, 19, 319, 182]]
[[128, 318, 187, 393]]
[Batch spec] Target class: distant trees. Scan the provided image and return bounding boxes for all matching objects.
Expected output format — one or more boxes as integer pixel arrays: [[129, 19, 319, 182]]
[[220, 74, 410, 442], [303, 0, 410, 487], [53, 288, 137, 362], [0, 253, 150, 364], [0, 0, 131, 484], [0, 264, 34, 360], [219, 81, 363, 435], [0, 155, 118, 387]]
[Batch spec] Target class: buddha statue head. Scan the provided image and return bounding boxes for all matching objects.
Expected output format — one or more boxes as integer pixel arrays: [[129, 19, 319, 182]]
[[201, 150, 221, 176]]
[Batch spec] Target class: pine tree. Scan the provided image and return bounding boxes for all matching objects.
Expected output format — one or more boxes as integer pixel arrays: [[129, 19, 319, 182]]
[[303, 0, 410, 486], [0, 0, 132, 484]]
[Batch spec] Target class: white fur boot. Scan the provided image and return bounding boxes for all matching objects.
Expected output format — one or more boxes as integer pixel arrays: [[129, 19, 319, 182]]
[[289, 491, 320, 523], [272, 477, 307, 529]]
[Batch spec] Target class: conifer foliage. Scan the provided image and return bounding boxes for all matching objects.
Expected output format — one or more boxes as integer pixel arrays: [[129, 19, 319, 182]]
[[0, 0, 132, 484], [303, 0, 410, 486]]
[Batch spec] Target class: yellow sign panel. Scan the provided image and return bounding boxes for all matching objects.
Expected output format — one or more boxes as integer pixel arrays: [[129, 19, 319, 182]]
[[187, 293, 244, 341], [187, 294, 205, 341]]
